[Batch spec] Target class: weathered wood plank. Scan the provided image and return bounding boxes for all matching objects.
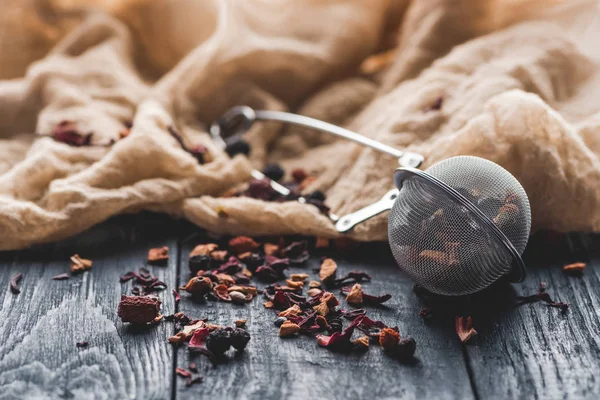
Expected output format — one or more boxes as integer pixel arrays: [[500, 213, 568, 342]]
[[0, 213, 180, 400], [174, 238, 475, 400], [465, 232, 600, 399]]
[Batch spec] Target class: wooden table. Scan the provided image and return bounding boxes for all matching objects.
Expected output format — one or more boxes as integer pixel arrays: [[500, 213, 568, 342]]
[[0, 213, 598, 399]]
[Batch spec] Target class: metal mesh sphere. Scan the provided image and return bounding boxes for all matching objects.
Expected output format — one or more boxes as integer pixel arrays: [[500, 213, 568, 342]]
[[388, 156, 531, 296]]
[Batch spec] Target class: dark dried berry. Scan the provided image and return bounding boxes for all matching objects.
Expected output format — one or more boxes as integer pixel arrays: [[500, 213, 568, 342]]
[[262, 164, 285, 182], [225, 137, 251, 157], [189, 254, 211, 275], [230, 328, 251, 351], [205, 328, 232, 355], [395, 337, 417, 359], [308, 190, 326, 202]]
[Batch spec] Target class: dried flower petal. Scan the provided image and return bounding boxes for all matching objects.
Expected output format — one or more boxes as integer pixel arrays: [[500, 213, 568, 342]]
[[290, 273, 309, 282], [213, 284, 231, 302], [264, 243, 279, 256], [70, 254, 93, 274], [278, 304, 302, 318], [229, 236, 260, 255], [455, 316, 477, 343], [176, 368, 192, 378], [148, 246, 169, 265], [117, 295, 161, 324], [182, 277, 213, 297], [563, 262, 585, 274], [316, 315, 364, 351], [319, 258, 337, 284], [234, 319, 247, 328], [279, 320, 300, 337], [52, 273, 70, 281], [379, 328, 400, 350], [10, 273, 23, 294]]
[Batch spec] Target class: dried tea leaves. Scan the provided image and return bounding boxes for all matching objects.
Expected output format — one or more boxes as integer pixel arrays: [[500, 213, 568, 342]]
[[70, 254, 92, 274], [9, 273, 23, 294]]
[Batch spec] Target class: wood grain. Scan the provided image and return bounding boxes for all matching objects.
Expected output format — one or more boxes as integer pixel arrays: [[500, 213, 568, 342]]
[[0, 214, 180, 400], [174, 238, 475, 400], [464, 232, 600, 399]]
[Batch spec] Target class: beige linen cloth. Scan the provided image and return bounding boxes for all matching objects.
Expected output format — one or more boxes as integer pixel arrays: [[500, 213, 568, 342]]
[[0, 0, 599, 251]]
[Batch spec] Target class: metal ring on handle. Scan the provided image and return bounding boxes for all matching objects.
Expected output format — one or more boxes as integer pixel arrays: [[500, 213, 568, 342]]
[[394, 167, 526, 283]]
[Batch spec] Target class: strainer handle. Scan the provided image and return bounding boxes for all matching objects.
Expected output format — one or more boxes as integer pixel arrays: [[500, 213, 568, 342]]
[[211, 106, 424, 168], [335, 189, 399, 232]]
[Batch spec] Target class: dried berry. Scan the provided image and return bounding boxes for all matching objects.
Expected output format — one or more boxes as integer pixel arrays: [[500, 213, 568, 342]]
[[262, 164, 285, 181], [563, 262, 585, 275], [205, 327, 250, 354], [70, 254, 92, 274], [10, 273, 23, 294], [148, 246, 169, 265], [225, 137, 251, 157], [230, 328, 251, 350], [117, 295, 161, 324], [52, 273, 70, 281], [229, 237, 260, 255], [395, 338, 417, 359], [279, 320, 300, 337], [379, 328, 400, 350], [182, 277, 213, 297], [455, 316, 477, 343]]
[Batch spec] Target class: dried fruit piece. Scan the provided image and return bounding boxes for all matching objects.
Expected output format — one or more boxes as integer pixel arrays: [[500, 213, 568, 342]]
[[308, 281, 321, 288], [315, 237, 330, 249], [229, 237, 260, 255], [345, 284, 363, 306], [290, 273, 309, 282], [148, 247, 169, 265], [455, 316, 477, 343], [279, 320, 300, 337], [285, 280, 304, 289], [262, 164, 285, 181], [379, 328, 400, 350], [234, 319, 247, 328], [395, 338, 417, 359], [213, 284, 231, 302], [52, 273, 70, 281], [307, 288, 322, 297], [316, 315, 363, 351], [319, 258, 337, 284], [278, 304, 302, 318], [313, 302, 329, 316], [229, 291, 247, 304], [182, 277, 213, 297], [117, 295, 161, 324], [190, 243, 218, 258], [563, 262, 585, 275], [205, 327, 251, 354], [70, 254, 93, 274], [263, 243, 279, 256], [353, 336, 370, 350]]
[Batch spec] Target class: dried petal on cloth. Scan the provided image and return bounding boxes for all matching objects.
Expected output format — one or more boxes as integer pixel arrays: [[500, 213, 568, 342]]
[[0, 0, 600, 250]]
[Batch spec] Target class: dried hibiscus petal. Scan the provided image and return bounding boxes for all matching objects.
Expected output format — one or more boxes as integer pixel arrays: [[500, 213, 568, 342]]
[[455, 316, 477, 343], [70, 254, 92, 274], [175, 368, 192, 378], [341, 284, 391, 306], [10, 273, 23, 294], [263, 243, 279, 256], [188, 327, 211, 349], [117, 295, 161, 324], [148, 246, 169, 265], [316, 316, 364, 352], [217, 256, 244, 274], [281, 241, 309, 264]]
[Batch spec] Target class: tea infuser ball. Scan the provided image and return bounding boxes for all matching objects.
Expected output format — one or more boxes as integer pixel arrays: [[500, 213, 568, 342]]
[[388, 156, 531, 296]]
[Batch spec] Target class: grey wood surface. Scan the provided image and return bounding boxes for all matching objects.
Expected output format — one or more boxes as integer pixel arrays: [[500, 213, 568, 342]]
[[0, 213, 598, 400]]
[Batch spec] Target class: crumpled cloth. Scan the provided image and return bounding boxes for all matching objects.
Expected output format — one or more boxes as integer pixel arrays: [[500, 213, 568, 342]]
[[0, 0, 599, 250]]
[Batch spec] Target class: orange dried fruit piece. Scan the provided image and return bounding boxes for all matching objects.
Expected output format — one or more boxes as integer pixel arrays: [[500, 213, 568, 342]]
[[379, 328, 400, 350], [563, 262, 585, 274], [307, 288, 322, 297], [190, 243, 218, 258], [279, 304, 302, 318], [353, 336, 370, 350], [148, 246, 169, 265], [235, 319, 247, 328], [313, 302, 329, 316], [181, 276, 212, 297], [70, 254, 92, 274], [263, 243, 279, 256], [229, 236, 260, 255], [279, 320, 300, 337], [290, 273, 309, 282], [345, 283, 364, 306], [285, 280, 304, 289], [319, 258, 337, 283], [308, 280, 321, 288]]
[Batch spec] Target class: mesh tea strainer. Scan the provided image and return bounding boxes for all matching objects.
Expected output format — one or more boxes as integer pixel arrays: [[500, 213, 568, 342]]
[[212, 106, 531, 296]]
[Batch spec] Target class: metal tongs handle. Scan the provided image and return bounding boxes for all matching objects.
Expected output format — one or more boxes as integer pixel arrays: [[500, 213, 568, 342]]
[[334, 189, 399, 232], [210, 106, 424, 168]]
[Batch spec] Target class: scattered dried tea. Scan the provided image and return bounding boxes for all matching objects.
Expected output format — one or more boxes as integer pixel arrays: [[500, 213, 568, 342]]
[[515, 282, 569, 311], [341, 285, 391, 306], [205, 327, 251, 354], [455, 316, 477, 343], [563, 262, 585, 275], [182, 277, 213, 298], [263, 243, 279, 256], [117, 295, 161, 324], [234, 319, 247, 328], [148, 246, 169, 265], [10, 273, 23, 294], [52, 273, 70, 281], [76, 341, 89, 348], [70, 254, 92, 274], [190, 243, 219, 258]]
